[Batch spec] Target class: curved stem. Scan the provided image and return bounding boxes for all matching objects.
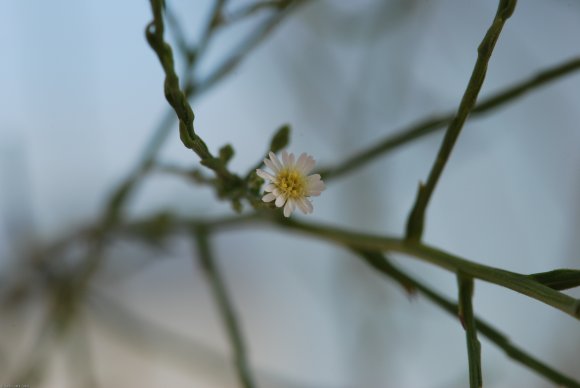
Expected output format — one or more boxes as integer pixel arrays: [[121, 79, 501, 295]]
[[194, 229, 258, 388], [355, 250, 580, 388], [318, 57, 580, 181], [276, 217, 580, 320]]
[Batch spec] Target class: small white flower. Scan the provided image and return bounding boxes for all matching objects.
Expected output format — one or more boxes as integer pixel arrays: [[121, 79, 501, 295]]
[[256, 151, 325, 217]]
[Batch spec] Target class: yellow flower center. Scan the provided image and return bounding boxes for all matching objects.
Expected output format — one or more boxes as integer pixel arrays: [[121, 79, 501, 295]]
[[276, 168, 307, 199]]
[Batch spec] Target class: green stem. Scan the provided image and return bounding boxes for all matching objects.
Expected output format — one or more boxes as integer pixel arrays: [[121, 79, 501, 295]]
[[277, 218, 580, 320], [106, 3, 304, 222], [355, 251, 580, 387], [528, 269, 580, 291], [194, 1, 308, 96], [146, 0, 233, 181], [318, 56, 580, 181], [194, 229, 258, 388], [406, 0, 517, 240], [458, 274, 482, 388]]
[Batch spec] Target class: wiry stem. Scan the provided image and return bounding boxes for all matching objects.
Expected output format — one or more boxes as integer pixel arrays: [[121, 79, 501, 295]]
[[275, 217, 580, 320], [146, 0, 234, 181], [194, 229, 258, 388], [318, 57, 580, 181], [458, 274, 482, 388], [355, 251, 580, 388], [405, 0, 517, 241]]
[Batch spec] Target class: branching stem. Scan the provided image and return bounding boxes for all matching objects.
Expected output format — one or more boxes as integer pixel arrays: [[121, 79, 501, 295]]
[[405, 0, 517, 240], [194, 229, 258, 388]]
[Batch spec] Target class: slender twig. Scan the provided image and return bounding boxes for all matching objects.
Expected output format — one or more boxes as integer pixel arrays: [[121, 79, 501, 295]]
[[196, 0, 228, 63], [226, 0, 294, 24], [155, 163, 215, 185], [194, 0, 308, 96], [405, 0, 517, 240], [89, 290, 322, 388], [194, 228, 258, 388], [355, 251, 580, 387], [318, 56, 580, 181], [146, 0, 234, 181], [69, 314, 99, 388], [274, 217, 580, 320], [458, 274, 482, 388], [127, 213, 580, 320], [104, 0, 306, 222], [165, 5, 193, 60]]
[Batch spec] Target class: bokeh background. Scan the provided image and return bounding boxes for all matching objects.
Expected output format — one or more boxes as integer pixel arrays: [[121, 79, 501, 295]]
[[1, 0, 580, 387]]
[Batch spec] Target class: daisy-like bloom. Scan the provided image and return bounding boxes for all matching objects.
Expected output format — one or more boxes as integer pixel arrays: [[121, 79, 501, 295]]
[[256, 151, 325, 217]]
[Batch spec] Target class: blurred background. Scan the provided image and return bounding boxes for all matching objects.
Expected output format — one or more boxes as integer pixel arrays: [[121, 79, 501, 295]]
[[1, 0, 580, 387]]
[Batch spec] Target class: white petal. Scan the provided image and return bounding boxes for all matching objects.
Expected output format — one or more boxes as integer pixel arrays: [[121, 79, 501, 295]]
[[295, 153, 308, 172], [262, 193, 276, 202], [288, 152, 295, 166], [282, 150, 290, 166], [256, 169, 275, 181], [307, 174, 322, 183], [307, 186, 324, 196], [264, 183, 276, 192], [302, 156, 316, 174], [268, 152, 283, 171], [303, 198, 314, 213], [296, 197, 313, 214], [275, 194, 286, 208], [283, 199, 295, 217], [272, 188, 281, 196], [308, 182, 325, 191], [307, 176, 325, 195], [308, 185, 324, 196], [264, 158, 279, 173]]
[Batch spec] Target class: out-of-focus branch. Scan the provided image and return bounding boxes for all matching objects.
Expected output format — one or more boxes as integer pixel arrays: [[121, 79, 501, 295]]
[[155, 163, 216, 186], [193, 0, 308, 96], [225, 0, 296, 25], [194, 228, 258, 388], [89, 290, 327, 388]]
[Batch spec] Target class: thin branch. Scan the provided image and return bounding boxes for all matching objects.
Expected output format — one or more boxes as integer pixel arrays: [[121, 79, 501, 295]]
[[458, 274, 482, 388], [127, 213, 580, 321], [196, 0, 228, 63], [146, 0, 234, 181], [89, 290, 324, 388], [194, 228, 258, 388], [274, 217, 580, 320], [405, 0, 517, 240], [155, 163, 215, 186], [318, 56, 580, 181], [103, 0, 306, 223], [193, 0, 308, 96], [355, 251, 580, 388], [69, 314, 99, 388], [226, 0, 294, 24], [165, 4, 193, 60]]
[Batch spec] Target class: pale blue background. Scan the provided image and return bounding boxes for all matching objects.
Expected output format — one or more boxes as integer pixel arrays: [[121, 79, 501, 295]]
[[1, 1, 580, 387]]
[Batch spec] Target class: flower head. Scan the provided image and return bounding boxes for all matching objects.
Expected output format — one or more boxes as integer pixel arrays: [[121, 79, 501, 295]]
[[256, 151, 325, 217]]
